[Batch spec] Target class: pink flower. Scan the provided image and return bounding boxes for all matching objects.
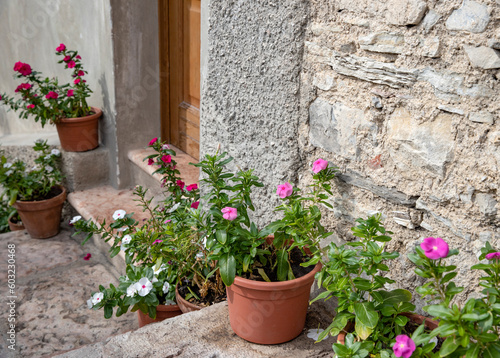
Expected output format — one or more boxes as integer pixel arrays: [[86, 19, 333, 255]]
[[486, 252, 500, 260], [83, 253, 92, 261], [186, 184, 198, 192], [161, 155, 172, 164], [421, 237, 449, 260], [149, 137, 158, 146], [153, 239, 163, 245], [312, 158, 328, 173], [0, 95, 2, 101], [45, 91, 59, 99], [276, 182, 293, 198], [56, 43, 66, 52], [221, 207, 237, 221], [63, 55, 71, 62], [148, 158, 154, 165], [393, 335, 416, 358], [76, 55, 81, 59], [191, 201, 199, 209], [67, 60, 76, 68], [176, 180, 185, 189], [164, 219, 171, 223], [15, 83, 31, 92], [13, 62, 32, 76], [67, 89, 74, 97], [26, 104, 35, 109], [77, 70, 85, 76], [74, 78, 81, 85]]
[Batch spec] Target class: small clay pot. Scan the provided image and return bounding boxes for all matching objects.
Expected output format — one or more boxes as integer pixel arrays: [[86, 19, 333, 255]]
[[136, 304, 183, 328], [55, 107, 101, 152], [8, 216, 25, 231], [175, 284, 204, 313]]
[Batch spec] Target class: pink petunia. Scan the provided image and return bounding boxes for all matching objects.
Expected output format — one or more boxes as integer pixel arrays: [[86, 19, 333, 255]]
[[148, 158, 154, 165], [221, 207, 237, 221], [191, 201, 199, 209], [312, 158, 328, 173], [45, 91, 59, 99], [67, 89, 74, 97], [421, 237, 449, 260], [161, 155, 172, 164], [77, 70, 85, 76], [63, 55, 71, 62], [56, 43, 66, 52], [276, 182, 293, 198], [186, 184, 198, 192], [176, 180, 185, 190], [149, 137, 158, 146], [13, 62, 32, 76], [74, 78, 81, 85], [485, 252, 500, 260], [26, 104, 35, 109], [393, 335, 416, 358], [67, 60, 76, 68]]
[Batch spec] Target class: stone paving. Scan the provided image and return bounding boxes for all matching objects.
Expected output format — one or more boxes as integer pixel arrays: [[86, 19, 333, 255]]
[[0, 225, 137, 358]]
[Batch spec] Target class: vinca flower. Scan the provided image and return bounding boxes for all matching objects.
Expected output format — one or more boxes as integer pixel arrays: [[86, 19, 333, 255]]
[[485, 252, 500, 260], [126, 283, 137, 297], [221, 207, 237, 221], [3, 163, 12, 168], [276, 182, 293, 198], [69, 215, 82, 225], [306, 328, 325, 341], [421, 237, 449, 260], [91, 292, 104, 306], [51, 149, 60, 156], [134, 277, 153, 296], [162, 282, 170, 294], [312, 158, 328, 173], [393, 335, 416, 358], [112, 209, 126, 220]]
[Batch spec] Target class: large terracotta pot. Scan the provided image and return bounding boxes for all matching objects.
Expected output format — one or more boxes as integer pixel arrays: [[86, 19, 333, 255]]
[[336, 312, 439, 345], [175, 285, 204, 313], [226, 262, 322, 345], [55, 107, 101, 152], [136, 304, 183, 328], [12, 186, 67, 239], [8, 216, 25, 231]]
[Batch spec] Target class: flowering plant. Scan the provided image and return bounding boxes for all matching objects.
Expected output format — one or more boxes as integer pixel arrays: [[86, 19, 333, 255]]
[[409, 239, 500, 357], [313, 214, 437, 358], [0, 140, 62, 204], [0, 43, 93, 127]]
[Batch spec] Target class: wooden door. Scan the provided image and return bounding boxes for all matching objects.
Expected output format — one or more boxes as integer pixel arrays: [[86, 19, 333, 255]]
[[159, 0, 201, 160]]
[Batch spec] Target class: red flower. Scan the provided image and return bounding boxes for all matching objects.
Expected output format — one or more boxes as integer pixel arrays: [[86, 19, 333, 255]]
[[26, 104, 35, 109], [56, 43, 66, 52], [83, 253, 91, 261], [67, 60, 76, 68], [45, 91, 58, 99], [67, 89, 74, 97], [176, 180, 185, 189], [74, 78, 81, 84], [191, 201, 200, 209], [77, 70, 85, 76], [76, 55, 81, 59], [0, 95, 2, 101], [186, 184, 198, 192], [13, 62, 32, 76], [161, 155, 172, 164], [15, 83, 31, 92], [148, 158, 154, 165], [63, 55, 71, 62], [149, 137, 158, 146]]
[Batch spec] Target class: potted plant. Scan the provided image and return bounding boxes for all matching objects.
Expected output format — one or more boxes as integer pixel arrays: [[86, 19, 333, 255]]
[[409, 238, 500, 357], [8, 210, 25, 232], [0, 43, 101, 152], [193, 151, 337, 344], [313, 214, 440, 357], [0, 140, 65, 239]]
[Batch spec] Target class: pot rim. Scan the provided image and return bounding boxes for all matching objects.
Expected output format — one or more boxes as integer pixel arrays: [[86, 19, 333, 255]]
[[232, 261, 322, 291], [13, 186, 67, 206], [58, 107, 102, 123], [155, 303, 182, 312]]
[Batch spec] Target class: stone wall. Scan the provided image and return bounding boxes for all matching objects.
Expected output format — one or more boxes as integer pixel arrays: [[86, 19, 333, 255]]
[[303, 0, 500, 303]]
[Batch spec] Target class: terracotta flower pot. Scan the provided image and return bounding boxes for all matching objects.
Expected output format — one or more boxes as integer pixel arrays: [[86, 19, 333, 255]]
[[136, 304, 183, 328], [336, 312, 439, 345], [12, 186, 67, 239], [8, 216, 25, 231], [175, 285, 204, 313], [55, 107, 102, 152], [226, 262, 322, 345]]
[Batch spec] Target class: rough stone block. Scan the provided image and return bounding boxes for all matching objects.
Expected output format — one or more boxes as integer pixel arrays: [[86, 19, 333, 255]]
[[464, 46, 500, 69], [420, 9, 442, 33], [387, 108, 455, 176], [312, 70, 336, 90], [359, 32, 405, 54], [438, 105, 464, 115], [61, 147, 110, 192], [474, 193, 498, 216], [309, 98, 376, 159], [445, 0, 490, 33], [422, 37, 441, 58], [385, 0, 428, 25], [469, 111, 495, 125]]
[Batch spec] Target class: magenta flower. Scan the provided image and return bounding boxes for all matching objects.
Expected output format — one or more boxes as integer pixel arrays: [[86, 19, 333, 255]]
[[149, 137, 158, 146], [164, 219, 171, 224], [147, 158, 154, 165], [74, 78, 81, 85], [486, 252, 500, 260], [56, 43, 66, 52], [161, 154, 172, 164], [393, 335, 416, 358], [45, 91, 59, 99], [312, 158, 328, 173], [152, 239, 163, 245], [421, 237, 449, 260], [222, 207, 238, 221], [83, 253, 92, 261], [13, 62, 32, 76], [186, 184, 198, 192], [0, 95, 2, 100], [77, 70, 85, 76], [67, 60, 76, 68], [26, 104, 35, 109], [276, 182, 293, 198], [191, 201, 200, 209], [15, 83, 31, 92], [63, 55, 71, 62], [76, 55, 81, 59], [67, 89, 74, 97], [176, 180, 185, 190]]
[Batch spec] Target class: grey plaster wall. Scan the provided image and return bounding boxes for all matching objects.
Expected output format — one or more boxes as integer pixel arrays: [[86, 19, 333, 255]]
[[201, 0, 310, 224], [110, 0, 160, 188]]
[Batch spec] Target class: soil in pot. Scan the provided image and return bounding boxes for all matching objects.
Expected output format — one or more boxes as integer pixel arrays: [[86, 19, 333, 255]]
[[8, 215, 25, 231], [136, 304, 183, 328], [176, 275, 227, 313]]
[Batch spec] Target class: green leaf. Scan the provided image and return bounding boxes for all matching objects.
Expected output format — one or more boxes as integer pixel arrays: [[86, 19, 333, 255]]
[[379, 289, 412, 305], [394, 315, 409, 326], [219, 253, 236, 286], [440, 337, 459, 357], [355, 319, 374, 340], [484, 345, 500, 358], [257, 268, 271, 282], [332, 343, 351, 356], [425, 304, 454, 319], [104, 305, 113, 319], [277, 249, 289, 282], [216, 229, 227, 244], [353, 302, 379, 328]]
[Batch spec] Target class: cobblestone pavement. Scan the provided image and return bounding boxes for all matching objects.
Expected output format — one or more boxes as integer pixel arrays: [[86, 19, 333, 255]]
[[0, 224, 137, 358]]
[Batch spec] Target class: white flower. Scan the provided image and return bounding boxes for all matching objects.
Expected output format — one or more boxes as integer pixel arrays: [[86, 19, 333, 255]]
[[44, 155, 51, 161], [120, 234, 132, 251], [91, 292, 104, 305], [153, 264, 166, 276], [112, 209, 126, 220], [306, 328, 326, 341], [5, 170, 13, 176], [429, 337, 438, 346], [126, 283, 137, 297], [51, 149, 60, 156], [87, 298, 93, 309], [3, 163, 12, 168], [164, 299, 176, 305], [69, 216, 82, 224], [196, 252, 204, 259], [45, 165, 54, 173], [202, 235, 207, 248], [162, 282, 170, 294], [117, 227, 127, 232], [134, 277, 153, 297], [152, 276, 158, 283], [31, 165, 40, 171], [167, 202, 180, 213], [162, 144, 170, 150]]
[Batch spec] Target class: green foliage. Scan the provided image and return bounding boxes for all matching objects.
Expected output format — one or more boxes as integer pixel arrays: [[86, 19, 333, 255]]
[[0, 140, 63, 204]]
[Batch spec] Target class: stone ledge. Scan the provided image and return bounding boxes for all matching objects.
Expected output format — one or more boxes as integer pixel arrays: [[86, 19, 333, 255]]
[[54, 301, 335, 358]]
